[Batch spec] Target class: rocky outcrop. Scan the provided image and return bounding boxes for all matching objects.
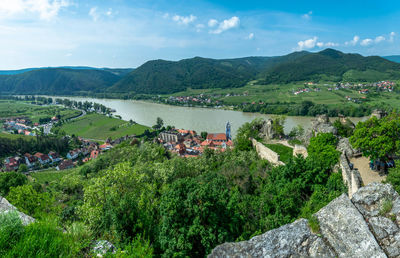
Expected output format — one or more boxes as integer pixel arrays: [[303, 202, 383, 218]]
[[337, 137, 357, 157], [209, 183, 400, 258], [0, 196, 35, 225], [257, 119, 275, 141], [315, 194, 385, 257], [303, 114, 337, 145], [208, 219, 335, 257], [93, 240, 116, 257], [251, 138, 285, 166]]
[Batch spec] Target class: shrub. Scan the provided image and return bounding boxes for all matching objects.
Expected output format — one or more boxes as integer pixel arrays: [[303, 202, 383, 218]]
[[379, 199, 393, 216], [0, 212, 24, 256], [308, 216, 320, 234]]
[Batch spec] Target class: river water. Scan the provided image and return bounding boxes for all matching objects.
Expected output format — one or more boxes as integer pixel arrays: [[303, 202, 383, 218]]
[[43, 96, 367, 136]]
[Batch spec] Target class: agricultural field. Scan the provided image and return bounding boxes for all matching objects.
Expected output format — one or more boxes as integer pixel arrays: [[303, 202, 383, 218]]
[[30, 167, 76, 185], [59, 113, 150, 140], [0, 100, 81, 123], [166, 81, 400, 110]]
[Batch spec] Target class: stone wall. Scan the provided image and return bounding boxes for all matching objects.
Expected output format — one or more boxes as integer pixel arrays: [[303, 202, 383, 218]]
[[209, 182, 399, 257], [339, 153, 362, 198], [251, 138, 284, 166], [293, 144, 308, 158]]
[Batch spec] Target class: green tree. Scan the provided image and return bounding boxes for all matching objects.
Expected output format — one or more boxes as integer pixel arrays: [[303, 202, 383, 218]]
[[159, 173, 242, 257], [201, 131, 208, 139], [18, 164, 28, 173], [7, 185, 53, 218], [308, 133, 340, 169], [350, 114, 400, 161], [153, 117, 164, 130], [0, 172, 27, 196]]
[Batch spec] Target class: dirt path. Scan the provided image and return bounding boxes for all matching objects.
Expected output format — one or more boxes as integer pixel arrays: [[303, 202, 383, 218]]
[[350, 156, 386, 186]]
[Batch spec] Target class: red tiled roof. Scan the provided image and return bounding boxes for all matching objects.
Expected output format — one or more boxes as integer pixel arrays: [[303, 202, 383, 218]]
[[206, 133, 227, 141]]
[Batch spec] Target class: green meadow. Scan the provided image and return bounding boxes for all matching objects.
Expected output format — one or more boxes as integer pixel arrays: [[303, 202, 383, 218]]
[[60, 113, 150, 140], [0, 100, 81, 123]]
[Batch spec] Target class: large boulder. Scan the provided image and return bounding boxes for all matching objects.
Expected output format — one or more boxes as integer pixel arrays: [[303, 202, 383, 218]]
[[208, 219, 335, 257], [315, 194, 385, 257], [0, 196, 35, 225], [352, 183, 400, 257], [302, 114, 337, 145]]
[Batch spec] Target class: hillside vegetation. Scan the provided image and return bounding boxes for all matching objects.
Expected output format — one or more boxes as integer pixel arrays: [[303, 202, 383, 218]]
[[1, 49, 399, 95]]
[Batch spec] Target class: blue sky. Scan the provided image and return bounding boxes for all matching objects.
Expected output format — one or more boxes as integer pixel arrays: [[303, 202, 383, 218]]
[[0, 0, 399, 69]]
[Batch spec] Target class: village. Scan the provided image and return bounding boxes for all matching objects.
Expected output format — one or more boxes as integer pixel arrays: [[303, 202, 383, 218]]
[[293, 80, 396, 96], [157, 122, 234, 157], [1, 135, 121, 172]]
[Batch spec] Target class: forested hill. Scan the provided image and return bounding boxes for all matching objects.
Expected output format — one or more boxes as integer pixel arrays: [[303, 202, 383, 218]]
[[0, 68, 122, 95], [1, 49, 400, 95], [262, 49, 400, 84], [108, 52, 313, 94], [108, 56, 271, 94]]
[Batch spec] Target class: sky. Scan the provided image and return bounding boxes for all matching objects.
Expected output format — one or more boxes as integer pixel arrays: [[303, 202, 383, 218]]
[[0, 0, 399, 69]]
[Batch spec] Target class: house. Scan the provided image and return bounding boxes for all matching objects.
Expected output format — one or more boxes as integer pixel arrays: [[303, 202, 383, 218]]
[[56, 159, 74, 170], [34, 152, 51, 164], [48, 151, 62, 163], [99, 143, 113, 151], [24, 153, 38, 168], [90, 150, 99, 159], [4, 157, 21, 171], [206, 133, 227, 143], [67, 149, 81, 160], [174, 143, 186, 155]]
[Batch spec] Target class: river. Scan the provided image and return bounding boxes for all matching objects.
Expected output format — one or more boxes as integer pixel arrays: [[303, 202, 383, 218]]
[[43, 96, 367, 136]]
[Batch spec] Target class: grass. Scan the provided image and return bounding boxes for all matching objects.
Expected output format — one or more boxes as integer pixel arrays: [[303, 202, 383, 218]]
[[0, 100, 81, 123], [60, 113, 150, 140], [0, 132, 34, 140], [308, 216, 320, 234], [264, 143, 293, 164], [30, 168, 76, 185], [379, 198, 393, 216]]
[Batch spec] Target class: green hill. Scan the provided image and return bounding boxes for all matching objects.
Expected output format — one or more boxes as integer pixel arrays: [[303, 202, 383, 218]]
[[0, 68, 121, 95], [0, 49, 399, 95], [263, 49, 400, 83], [108, 51, 312, 94]]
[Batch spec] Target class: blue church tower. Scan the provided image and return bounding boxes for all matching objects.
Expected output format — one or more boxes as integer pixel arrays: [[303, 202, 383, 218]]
[[226, 122, 231, 140]]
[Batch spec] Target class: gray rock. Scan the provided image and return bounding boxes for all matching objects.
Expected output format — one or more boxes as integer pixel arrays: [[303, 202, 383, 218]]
[[336, 138, 357, 157], [302, 115, 337, 145], [208, 218, 335, 258], [351, 183, 400, 257], [315, 194, 386, 257], [0, 196, 35, 225], [369, 216, 398, 240], [93, 240, 116, 257], [351, 182, 400, 217]]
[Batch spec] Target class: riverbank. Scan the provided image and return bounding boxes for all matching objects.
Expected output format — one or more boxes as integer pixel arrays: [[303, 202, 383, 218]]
[[35, 95, 368, 137]]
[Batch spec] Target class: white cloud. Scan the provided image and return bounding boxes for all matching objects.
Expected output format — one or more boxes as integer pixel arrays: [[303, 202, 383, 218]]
[[297, 37, 318, 50], [172, 14, 197, 25], [0, 0, 70, 20], [162, 13, 169, 19], [360, 38, 373, 46], [324, 42, 339, 47], [208, 19, 218, 27], [196, 24, 205, 32], [302, 11, 312, 20], [106, 8, 113, 17], [247, 33, 254, 40], [316, 42, 324, 47], [389, 32, 396, 42], [345, 35, 360, 46], [89, 7, 99, 21], [374, 36, 385, 43], [210, 16, 240, 34]]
